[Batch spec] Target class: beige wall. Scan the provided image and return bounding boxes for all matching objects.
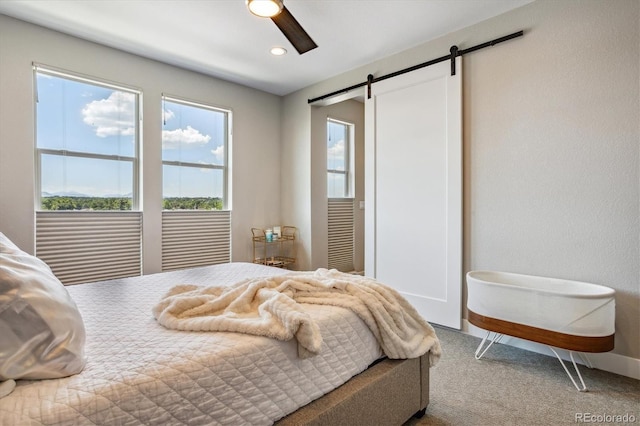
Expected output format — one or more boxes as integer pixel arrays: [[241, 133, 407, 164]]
[[282, 0, 639, 360], [0, 15, 282, 270]]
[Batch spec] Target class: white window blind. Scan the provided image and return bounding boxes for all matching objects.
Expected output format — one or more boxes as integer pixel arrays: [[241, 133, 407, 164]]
[[162, 210, 231, 271], [328, 198, 355, 272], [36, 211, 142, 285]]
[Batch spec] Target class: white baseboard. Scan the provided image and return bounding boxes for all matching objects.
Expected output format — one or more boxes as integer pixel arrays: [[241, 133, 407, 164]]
[[461, 319, 640, 381]]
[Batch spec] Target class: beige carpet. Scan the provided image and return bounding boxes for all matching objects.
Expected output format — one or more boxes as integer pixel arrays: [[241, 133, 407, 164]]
[[406, 326, 639, 426]]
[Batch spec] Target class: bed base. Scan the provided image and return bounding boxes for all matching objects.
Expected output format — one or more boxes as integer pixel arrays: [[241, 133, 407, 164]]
[[276, 353, 430, 425]]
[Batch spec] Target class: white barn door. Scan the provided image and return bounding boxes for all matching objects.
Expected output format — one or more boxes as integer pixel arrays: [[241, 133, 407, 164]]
[[364, 57, 462, 329]]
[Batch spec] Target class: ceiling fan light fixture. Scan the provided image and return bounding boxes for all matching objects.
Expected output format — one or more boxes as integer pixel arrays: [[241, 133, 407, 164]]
[[247, 0, 284, 18]]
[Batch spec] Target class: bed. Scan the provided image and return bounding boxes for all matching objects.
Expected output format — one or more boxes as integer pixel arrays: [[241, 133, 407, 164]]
[[0, 258, 437, 425]]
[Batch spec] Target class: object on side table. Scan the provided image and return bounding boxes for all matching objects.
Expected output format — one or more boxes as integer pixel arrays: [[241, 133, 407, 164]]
[[252, 226, 296, 268]]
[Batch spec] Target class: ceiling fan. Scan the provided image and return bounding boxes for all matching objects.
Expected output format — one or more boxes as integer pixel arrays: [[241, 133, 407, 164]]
[[246, 0, 318, 54]]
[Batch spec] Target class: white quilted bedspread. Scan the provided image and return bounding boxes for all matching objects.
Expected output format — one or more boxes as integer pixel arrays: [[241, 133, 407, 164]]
[[0, 263, 383, 425]]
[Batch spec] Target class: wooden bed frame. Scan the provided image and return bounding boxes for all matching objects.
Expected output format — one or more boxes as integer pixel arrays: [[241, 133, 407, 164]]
[[276, 353, 430, 425]]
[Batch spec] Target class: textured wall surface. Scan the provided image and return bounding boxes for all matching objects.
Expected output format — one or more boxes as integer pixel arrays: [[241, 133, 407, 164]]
[[284, 0, 639, 359], [0, 15, 282, 270]]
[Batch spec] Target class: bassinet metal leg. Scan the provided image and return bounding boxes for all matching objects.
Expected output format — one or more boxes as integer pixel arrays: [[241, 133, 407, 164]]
[[548, 347, 588, 392], [578, 352, 593, 369], [474, 331, 503, 360]]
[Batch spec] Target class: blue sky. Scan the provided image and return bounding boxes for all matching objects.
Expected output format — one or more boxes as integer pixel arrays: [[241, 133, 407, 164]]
[[162, 100, 226, 198], [327, 120, 348, 197], [37, 73, 226, 199], [327, 120, 346, 171]]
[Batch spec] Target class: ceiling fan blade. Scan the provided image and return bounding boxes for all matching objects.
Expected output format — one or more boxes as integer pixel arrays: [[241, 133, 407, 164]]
[[271, 6, 317, 54]]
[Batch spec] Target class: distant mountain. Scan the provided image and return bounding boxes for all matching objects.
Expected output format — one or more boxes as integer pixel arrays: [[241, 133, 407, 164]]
[[104, 192, 133, 198], [41, 191, 132, 198], [42, 191, 90, 197]]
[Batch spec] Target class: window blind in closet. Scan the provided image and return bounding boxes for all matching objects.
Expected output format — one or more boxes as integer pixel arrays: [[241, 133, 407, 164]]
[[36, 211, 142, 285], [328, 198, 355, 272], [162, 210, 231, 271]]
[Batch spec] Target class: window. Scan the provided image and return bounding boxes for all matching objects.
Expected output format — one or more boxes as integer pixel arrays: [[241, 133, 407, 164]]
[[327, 118, 354, 198], [161, 97, 231, 270], [162, 97, 230, 210], [34, 66, 142, 284], [35, 67, 140, 210]]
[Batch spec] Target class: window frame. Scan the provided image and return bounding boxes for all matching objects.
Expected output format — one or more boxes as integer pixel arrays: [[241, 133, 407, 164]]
[[161, 95, 231, 210], [327, 117, 355, 199], [33, 65, 142, 211]]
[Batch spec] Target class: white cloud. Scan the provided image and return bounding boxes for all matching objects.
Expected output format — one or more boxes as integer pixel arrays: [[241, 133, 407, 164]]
[[328, 139, 345, 162], [211, 145, 224, 163], [82, 91, 136, 138], [162, 126, 211, 149], [163, 108, 175, 122]]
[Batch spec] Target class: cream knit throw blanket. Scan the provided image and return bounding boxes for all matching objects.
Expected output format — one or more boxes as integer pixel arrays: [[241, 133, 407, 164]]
[[152, 268, 441, 365]]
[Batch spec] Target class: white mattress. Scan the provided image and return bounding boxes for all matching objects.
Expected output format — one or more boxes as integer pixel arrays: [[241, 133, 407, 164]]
[[0, 263, 383, 425]]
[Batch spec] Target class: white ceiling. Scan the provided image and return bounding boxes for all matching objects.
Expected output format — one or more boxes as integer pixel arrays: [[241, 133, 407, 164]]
[[0, 0, 532, 96]]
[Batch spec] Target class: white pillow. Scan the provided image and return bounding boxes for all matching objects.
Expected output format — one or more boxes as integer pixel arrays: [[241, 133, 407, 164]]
[[0, 232, 86, 381]]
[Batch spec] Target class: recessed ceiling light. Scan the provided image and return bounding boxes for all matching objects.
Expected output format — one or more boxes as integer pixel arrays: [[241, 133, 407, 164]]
[[270, 46, 287, 56], [247, 0, 283, 18]]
